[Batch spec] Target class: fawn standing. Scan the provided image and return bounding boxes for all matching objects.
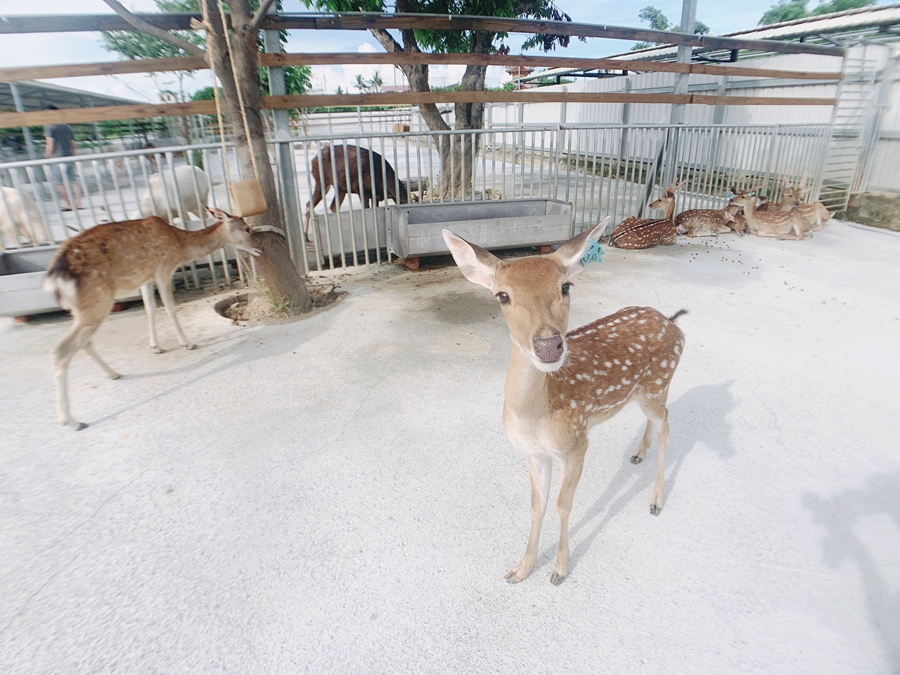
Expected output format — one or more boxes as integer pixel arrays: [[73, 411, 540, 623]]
[[43, 208, 260, 430], [443, 222, 686, 584]]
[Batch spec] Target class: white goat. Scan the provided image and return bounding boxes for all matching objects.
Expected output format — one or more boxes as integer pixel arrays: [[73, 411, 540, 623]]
[[0, 187, 46, 247], [132, 166, 210, 225]]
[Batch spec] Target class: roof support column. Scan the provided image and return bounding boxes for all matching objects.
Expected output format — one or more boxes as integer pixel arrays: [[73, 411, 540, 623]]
[[9, 82, 37, 160], [669, 0, 698, 125]]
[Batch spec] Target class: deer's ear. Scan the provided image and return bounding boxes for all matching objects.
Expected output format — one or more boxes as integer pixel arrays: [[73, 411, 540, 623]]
[[550, 218, 608, 278], [442, 230, 499, 290], [207, 207, 229, 222]]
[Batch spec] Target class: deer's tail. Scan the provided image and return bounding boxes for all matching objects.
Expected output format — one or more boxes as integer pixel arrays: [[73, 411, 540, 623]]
[[669, 309, 688, 323]]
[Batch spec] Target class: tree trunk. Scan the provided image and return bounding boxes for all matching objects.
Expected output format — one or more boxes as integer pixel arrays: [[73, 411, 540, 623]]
[[201, 0, 312, 314], [369, 21, 495, 199]]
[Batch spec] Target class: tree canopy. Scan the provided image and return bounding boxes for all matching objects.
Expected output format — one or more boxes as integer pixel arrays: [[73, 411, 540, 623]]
[[758, 0, 876, 25], [631, 5, 709, 51], [100, 0, 312, 97]]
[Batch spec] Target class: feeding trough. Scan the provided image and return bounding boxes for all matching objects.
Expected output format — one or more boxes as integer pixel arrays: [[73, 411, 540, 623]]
[[0, 246, 62, 317], [0, 246, 140, 318], [388, 198, 573, 264], [309, 207, 389, 262]]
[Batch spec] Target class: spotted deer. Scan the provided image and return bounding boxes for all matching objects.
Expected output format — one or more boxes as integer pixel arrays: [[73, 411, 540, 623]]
[[666, 180, 749, 238], [42, 208, 260, 430], [609, 179, 686, 249], [729, 187, 810, 240], [443, 221, 687, 584]]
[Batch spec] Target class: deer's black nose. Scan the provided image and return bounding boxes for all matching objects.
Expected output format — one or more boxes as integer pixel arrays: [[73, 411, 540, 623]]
[[533, 335, 563, 363]]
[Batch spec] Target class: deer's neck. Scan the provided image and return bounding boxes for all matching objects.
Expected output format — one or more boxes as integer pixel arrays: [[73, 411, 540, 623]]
[[504, 345, 551, 418], [663, 197, 676, 221], [179, 222, 228, 261]]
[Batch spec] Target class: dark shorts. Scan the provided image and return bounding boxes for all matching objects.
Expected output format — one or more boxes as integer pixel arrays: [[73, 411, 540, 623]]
[[49, 162, 77, 185]]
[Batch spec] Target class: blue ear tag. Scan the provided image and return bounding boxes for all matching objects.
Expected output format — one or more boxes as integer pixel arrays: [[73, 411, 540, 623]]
[[582, 240, 605, 266]]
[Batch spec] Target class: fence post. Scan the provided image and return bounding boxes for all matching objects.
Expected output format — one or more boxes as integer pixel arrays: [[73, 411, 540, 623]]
[[558, 86, 567, 169], [264, 4, 304, 267]]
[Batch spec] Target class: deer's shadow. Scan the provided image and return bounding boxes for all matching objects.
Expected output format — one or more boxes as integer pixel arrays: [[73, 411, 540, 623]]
[[533, 380, 738, 578], [803, 473, 900, 669]]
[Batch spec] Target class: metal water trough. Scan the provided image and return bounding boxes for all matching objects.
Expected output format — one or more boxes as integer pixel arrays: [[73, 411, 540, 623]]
[[0, 246, 62, 317], [388, 199, 573, 260], [309, 207, 388, 261], [0, 246, 140, 318]]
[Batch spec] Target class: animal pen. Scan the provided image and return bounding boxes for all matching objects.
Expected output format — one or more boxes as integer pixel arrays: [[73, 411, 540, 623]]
[[0, 11, 880, 285]]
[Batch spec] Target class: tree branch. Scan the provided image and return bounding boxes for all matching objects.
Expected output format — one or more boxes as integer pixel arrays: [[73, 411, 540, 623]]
[[100, 0, 205, 57], [248, 0, 278, 33], [369, 27, 404, 54]]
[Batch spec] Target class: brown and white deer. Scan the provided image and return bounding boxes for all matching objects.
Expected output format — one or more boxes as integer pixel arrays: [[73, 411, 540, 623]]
[[609, 179, 686, 249], [443, 221, 686, 584], [43, 208, 260, 430], [729, 186, 810, 240]]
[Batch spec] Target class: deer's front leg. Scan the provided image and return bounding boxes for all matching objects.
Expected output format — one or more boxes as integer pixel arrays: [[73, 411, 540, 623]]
[[552, 451, 585, 584], [506, 453, 552, 583]]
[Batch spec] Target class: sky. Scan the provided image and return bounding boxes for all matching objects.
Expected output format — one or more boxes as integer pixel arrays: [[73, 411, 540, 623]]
[[0, 0, 877, 103]]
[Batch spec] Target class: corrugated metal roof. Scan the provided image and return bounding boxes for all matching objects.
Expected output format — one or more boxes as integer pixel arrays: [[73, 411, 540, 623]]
[[0, 80, 143, 112]]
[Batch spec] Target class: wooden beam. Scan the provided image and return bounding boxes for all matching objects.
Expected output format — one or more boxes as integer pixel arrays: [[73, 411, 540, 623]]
[[0, 51, 842, 84], [0, 100, 216, 128], [260, 52, 844, 81], [271, 13, 845, 57], [0, 13, 202, 34], [0, 12, 844, 57], [0, 56, 209, 83], [0, 89, 837, 128], [264, 91, 838, 108]]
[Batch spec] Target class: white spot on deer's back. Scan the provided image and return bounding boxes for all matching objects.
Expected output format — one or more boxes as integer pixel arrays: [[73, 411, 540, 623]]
[[570, 400, 577, 409]]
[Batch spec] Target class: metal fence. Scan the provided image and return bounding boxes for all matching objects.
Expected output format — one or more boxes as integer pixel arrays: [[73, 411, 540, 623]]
[[0, 121, 832, 277]]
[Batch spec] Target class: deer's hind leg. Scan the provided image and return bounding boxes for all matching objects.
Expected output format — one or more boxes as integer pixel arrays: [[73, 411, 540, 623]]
[[53, 300, 114, 430], [638, 393, 671, 516]]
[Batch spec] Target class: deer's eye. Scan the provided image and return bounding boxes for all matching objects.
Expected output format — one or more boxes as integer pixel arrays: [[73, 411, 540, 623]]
[[561, 283, 571, 296], [497, 292, 510, 304], [245, 227, 251, 233]]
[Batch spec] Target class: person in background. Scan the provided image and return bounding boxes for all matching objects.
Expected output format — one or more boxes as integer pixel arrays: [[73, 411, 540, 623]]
[[44, 105, 83, 211]]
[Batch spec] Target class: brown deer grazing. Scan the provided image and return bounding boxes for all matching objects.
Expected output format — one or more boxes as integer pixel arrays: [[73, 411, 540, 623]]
[[443, 221, 686, 584], [303, 144, 410, 238], [42, 208, 260, 431], [609, 179, 686, 249]]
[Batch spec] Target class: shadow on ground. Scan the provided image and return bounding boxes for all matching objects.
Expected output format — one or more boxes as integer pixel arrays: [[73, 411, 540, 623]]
[[531, 380, 739, 578], [804, 472, 900, 669]]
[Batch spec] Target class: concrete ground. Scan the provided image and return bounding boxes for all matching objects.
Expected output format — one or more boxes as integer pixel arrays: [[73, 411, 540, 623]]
[[1, 221, 898, 674]]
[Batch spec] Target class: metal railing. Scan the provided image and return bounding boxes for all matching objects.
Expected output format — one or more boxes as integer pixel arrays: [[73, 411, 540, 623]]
[[1, 121, 833, 277]]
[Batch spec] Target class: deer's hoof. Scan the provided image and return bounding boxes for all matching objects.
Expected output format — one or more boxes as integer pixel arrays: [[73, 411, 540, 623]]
[[109, 373, 121, 380], [650, 504, 661, 516], [183, 343, 196, 351], [65, 420, 88, 431], [505, 566, 532, 584], [550, 571, 566, 585], [152, 346, 163, 354], [630, 455, 643, 465]]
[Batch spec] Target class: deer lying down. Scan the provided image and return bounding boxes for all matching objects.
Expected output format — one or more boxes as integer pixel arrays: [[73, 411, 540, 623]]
[[43, 208, 260, 431], [609, 179, 685, 249], [443, 221, 687, 584]]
